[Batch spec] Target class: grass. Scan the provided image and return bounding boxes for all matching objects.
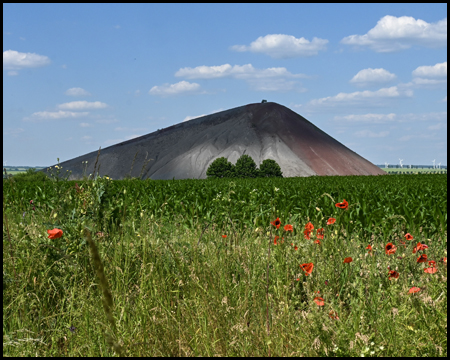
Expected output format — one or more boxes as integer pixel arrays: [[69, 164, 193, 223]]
[[3, 170, 447, 356]]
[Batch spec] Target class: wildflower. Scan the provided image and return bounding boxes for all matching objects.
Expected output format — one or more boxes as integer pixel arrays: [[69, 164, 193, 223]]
[[274, 236, 279, 245], [424, 267, 437, 274], [294, 245, 298, 251], [30, 200, 33, 204], [413, 242, 425, 254], [316, 228, 324, 240], [327, 217, 336, 225], [439, 257, 447, 264], [335, 199, 349, 210], [417, 254, 428, 263], [405, 233, 413, 241], [314, 239, 321, 245], [388, 270, 399, 280], [366, 244, 373, 255], [47, 228, 63, 239], [222, 235, 227, 238], [329, 310, 339, 320], [343, 257, 353, 264], [428, 260, 436, 268], [300, 262, 314, 276], [314, 297, 325, 306], [304, 229, 312, 240], [284, 224, 293, 232], [305, 222, 314, 232], [385, 243, 397, 255], [408, 287, 421, 294], [271, 217, 281, 229]]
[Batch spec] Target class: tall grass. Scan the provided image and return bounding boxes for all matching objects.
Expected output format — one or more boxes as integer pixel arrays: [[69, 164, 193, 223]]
[[2, 170, 447, 356]]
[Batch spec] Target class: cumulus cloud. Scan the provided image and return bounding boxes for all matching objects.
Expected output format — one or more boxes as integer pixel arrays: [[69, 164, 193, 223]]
[[3, 50, 51, 70], [65, 87, 92, 97], [175, 63, 307, 92], [412, 61, 447, 78], [176, 63, 307, 80], [350, 68, 397, 87], [230, 34, 328, 58], [341, 15, 447, 52], [149, 81, 201, 96], [334, 113, 397, 123], [58, 101, 107, 110], [25, 111, 89, 121], [308, 86, 413, 109]]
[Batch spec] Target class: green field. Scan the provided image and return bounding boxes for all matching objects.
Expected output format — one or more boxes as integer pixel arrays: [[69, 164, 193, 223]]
[[3, 173, 447, 356], [381, 167, 447, 174]]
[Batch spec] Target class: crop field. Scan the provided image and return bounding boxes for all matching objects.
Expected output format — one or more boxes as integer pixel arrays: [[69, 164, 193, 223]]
[[3, 171, 447, 356]]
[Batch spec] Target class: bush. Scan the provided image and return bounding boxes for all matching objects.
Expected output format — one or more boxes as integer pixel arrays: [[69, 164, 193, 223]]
[[9, 168, 50, 182], [259, 159, 283, 178], [206, 157, 234, 179], [234, 154, 259, 178]]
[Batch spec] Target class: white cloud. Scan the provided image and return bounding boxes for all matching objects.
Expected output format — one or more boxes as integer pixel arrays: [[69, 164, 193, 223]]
[[80, 122, 93, 127], [231, 34, 328, 58], [308, 86, 413, 109], [176, 63, 307, 80], [58, 101, 107, 110], [334, 113, 397, 123], [175, 63, 307, 92], [350, 68, 397, 87], [183, 114, 206, 122], [354, 130, 390, 138], [65, 87, 92, 97], [25, 111, 89, 121], [3, 127, 24, 136], [7, 70, 18, 76], [341, 15, 447, 52], [149, 81, 201, 96], [3, 50, 51, 70], [428, 123, 446, 130], [412, 61, 447, 78]]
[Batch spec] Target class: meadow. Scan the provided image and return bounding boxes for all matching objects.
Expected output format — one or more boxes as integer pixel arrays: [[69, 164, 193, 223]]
[[3, 168, 447, 356]]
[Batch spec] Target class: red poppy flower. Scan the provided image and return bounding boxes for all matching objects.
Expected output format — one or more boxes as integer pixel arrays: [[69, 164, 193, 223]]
[[314, 297, 325, 306], [343, 257, 353, 264], [30, 200, 33, 204], [327, 217, 336, 225], [388, 270, 399, 280], [300, 262, 314, 276], [428, 260, 436, 268], [439, 257, 447, 264], [329, 310, 339, 320], [274, 236, 279, 245], [424, 267, 438, 274], [222, 235, 227, 238], [421, 244, 428, 250], [408, 287, 421, 294], [47, 228, 63, 239], [412, 242, 424, 254], [335, 199, 349, 210], [284, 224, 293, 232], [316, 228, 324, 240], [366, 244, 373, 255], [417, 254, 428, 263], [385, 243, 397, 255], [404, 233, 413, 241], [305, 222, 314, 232], [314, 239, 321, 245], [304, 229, 312, 240], [271, 218, 281, 229], [294, 245, 298, 251]]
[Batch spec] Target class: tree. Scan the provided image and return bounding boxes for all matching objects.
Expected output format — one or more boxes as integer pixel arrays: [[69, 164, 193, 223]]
[[206, 157, 234, 179], [259, 159, 283, 178], [234, 154, 259, 178]]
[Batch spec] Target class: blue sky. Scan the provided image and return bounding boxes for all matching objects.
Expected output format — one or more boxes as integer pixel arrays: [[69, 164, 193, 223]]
[[3, 3, 447, 167]]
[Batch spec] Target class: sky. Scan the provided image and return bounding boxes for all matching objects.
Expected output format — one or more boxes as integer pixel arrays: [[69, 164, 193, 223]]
[[3, 3, 447, 167]]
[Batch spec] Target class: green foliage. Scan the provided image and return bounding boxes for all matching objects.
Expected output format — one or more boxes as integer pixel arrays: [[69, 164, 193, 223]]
[[234, 154, 260, 178], [259, 159, 283, 178], [206, 157, 235, 179], [9, 168, 49, 182]]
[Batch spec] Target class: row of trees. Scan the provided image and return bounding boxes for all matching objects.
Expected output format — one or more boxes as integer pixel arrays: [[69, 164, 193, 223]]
[[206, 155, 283, 179]]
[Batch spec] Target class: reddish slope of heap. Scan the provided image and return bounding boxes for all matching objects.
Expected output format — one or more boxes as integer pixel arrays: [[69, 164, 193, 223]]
[[43, 102, 386, 179]]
